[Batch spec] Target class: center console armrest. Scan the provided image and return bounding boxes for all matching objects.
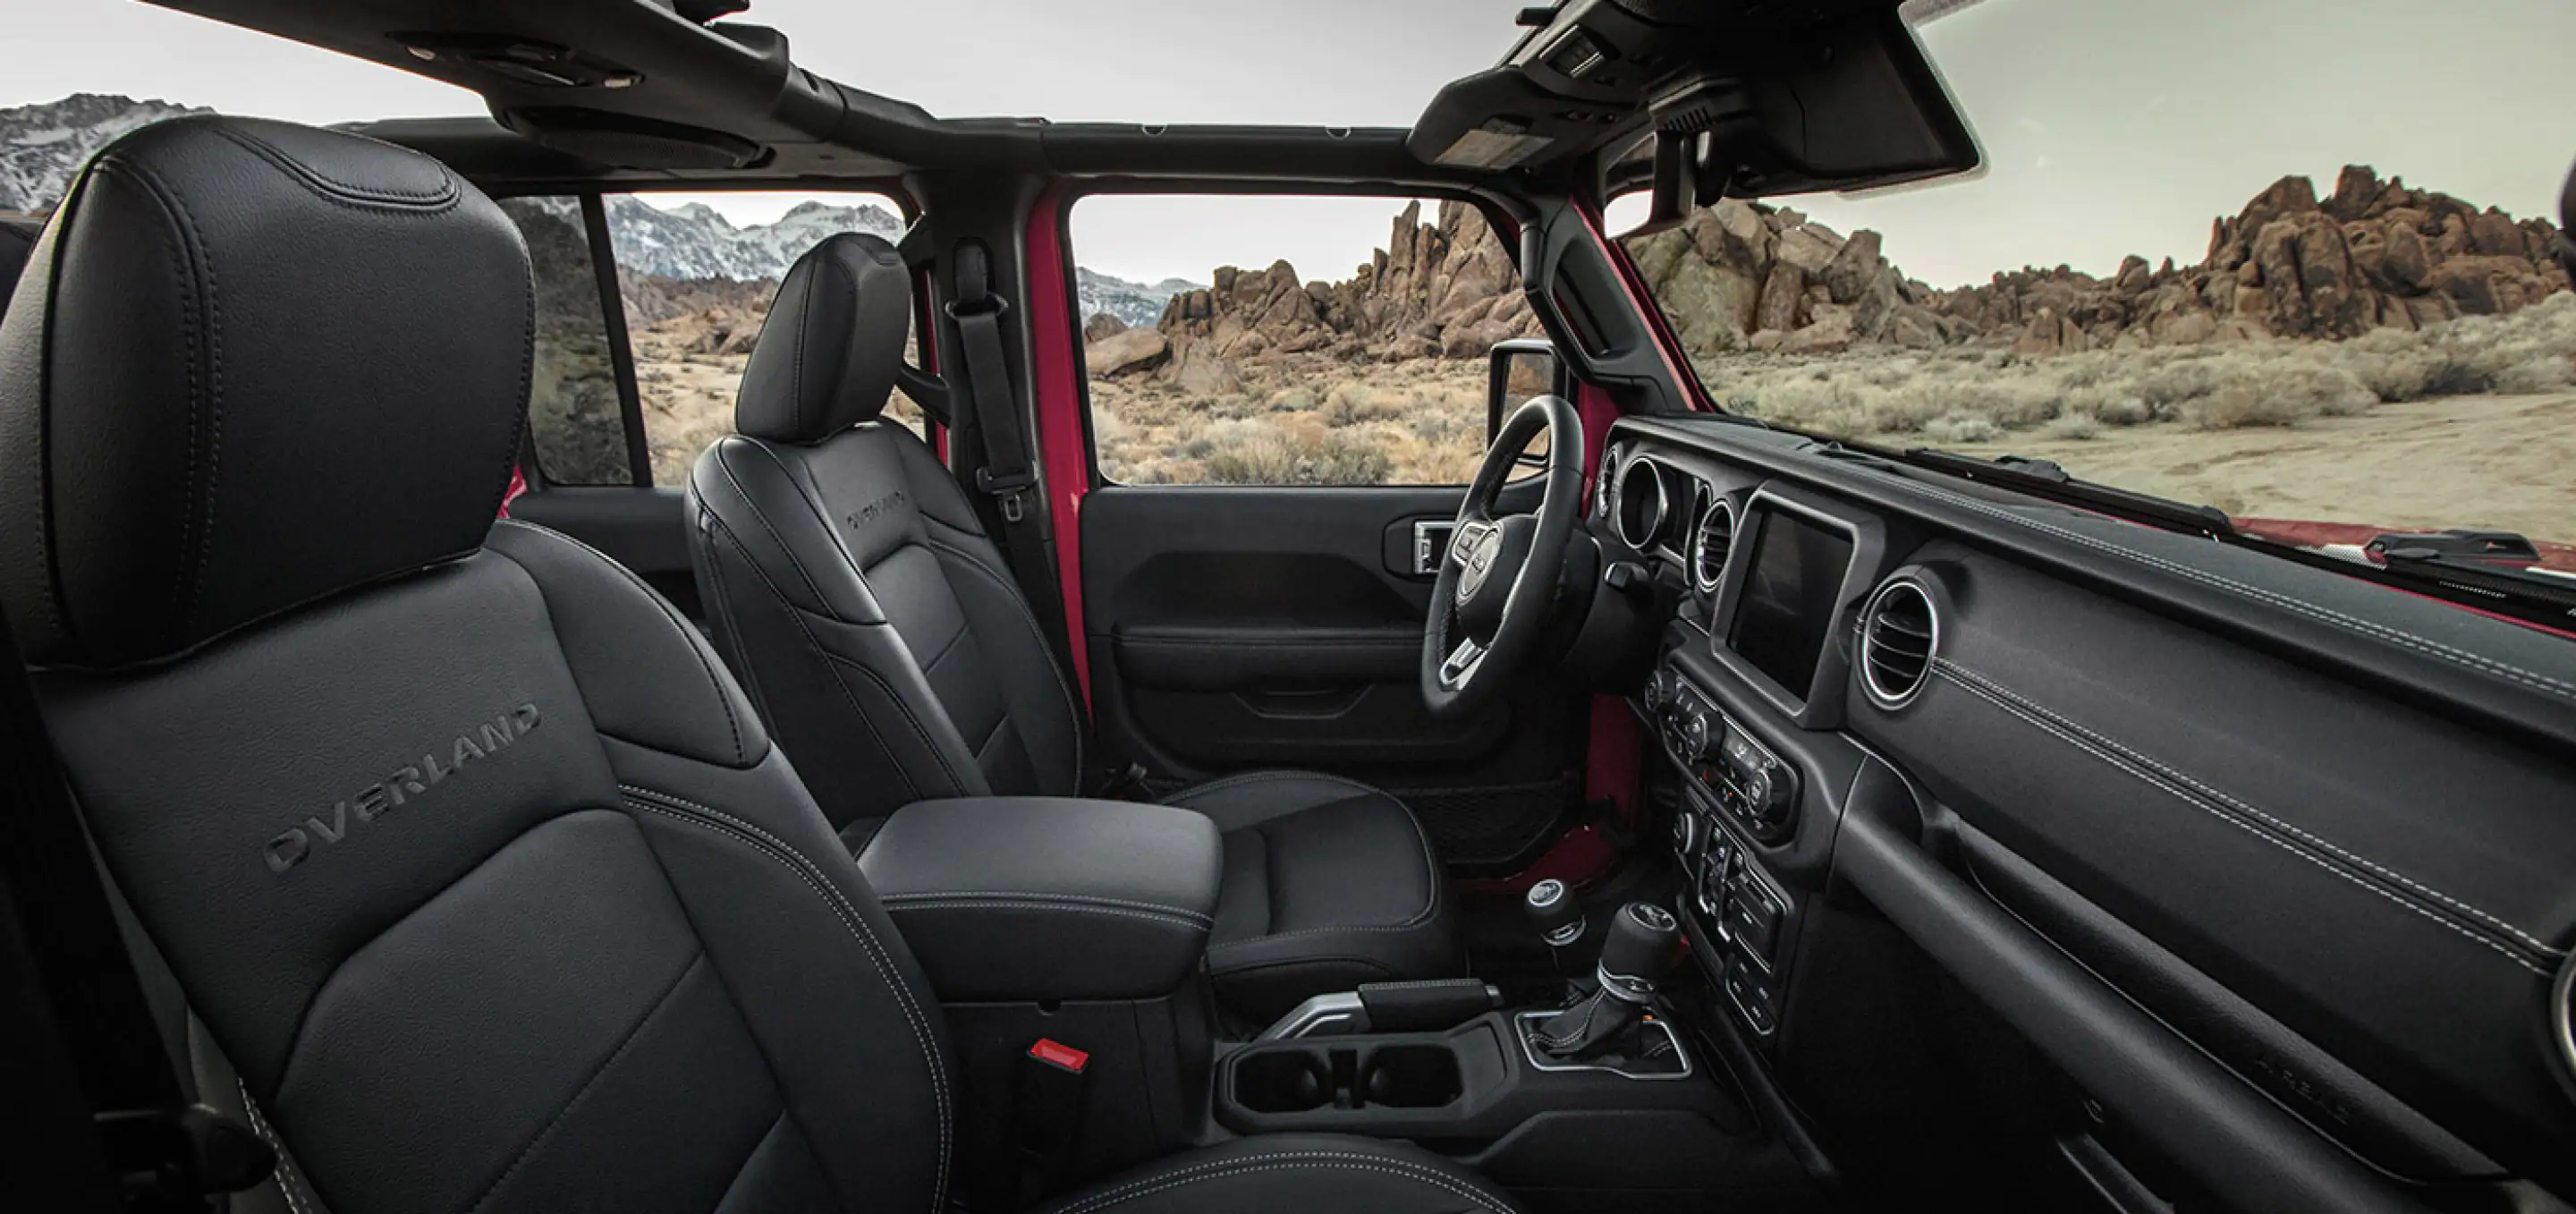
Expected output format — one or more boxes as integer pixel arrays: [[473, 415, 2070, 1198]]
[[856, 797, 1223, 1002]]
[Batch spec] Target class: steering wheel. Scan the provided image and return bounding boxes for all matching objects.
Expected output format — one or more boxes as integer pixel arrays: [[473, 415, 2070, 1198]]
[[1422, 394, 1585, 717]]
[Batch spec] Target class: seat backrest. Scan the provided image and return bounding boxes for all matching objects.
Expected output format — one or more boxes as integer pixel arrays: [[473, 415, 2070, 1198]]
[[1, 117, 953, 1214], [687, 233, 1083, 838]]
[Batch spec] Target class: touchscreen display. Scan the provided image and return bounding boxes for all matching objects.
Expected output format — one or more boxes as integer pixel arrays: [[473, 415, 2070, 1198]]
[[1725, 508, 1855, 699]]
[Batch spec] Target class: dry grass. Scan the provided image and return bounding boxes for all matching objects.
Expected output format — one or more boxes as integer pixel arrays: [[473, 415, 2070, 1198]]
[[628, 329, 927, 488], [1094, 359, 1489, 485], [1701, 293, 2576, 443]]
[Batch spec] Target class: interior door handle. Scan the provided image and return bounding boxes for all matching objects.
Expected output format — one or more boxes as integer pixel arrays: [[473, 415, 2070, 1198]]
[[1413, 520, 1457, 576]]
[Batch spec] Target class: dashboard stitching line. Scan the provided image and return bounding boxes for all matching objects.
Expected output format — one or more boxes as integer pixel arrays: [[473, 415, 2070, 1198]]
[[1891, 475, 2576, 704], [1939, 658, 2562, 956], [1933, 665, 2550, 975]]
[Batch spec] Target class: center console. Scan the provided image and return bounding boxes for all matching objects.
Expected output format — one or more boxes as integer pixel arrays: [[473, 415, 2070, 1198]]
[[857, 797, 1225, 1203]]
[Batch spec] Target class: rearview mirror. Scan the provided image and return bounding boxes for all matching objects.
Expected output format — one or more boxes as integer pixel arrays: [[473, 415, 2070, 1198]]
[[1488, 340, 1571, 468]]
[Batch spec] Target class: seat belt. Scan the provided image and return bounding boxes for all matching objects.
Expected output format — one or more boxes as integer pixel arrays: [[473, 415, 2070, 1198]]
[[945, 239, 1080, 683], [0, 607, 273, 1211]]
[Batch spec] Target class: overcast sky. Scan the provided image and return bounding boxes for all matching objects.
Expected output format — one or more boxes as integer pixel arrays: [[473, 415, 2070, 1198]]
[[10, 0, 2574, 287]]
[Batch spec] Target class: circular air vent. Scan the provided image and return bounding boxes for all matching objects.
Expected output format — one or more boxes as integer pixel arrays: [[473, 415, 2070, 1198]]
[[1595, 443, 1623, 519], [1859, 577, 1939, 709], [1614, 457, 1666, 551], [1690, 499, 1736, 595]]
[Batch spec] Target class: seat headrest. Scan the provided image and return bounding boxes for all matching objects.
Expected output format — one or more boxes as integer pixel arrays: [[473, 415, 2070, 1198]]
[[0, 116, 531, 668], [735, 232, 912, 444]]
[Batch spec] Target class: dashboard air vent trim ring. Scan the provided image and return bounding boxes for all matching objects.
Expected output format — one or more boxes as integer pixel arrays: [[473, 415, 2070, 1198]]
[[1614, 455, 1667, 551], [2555, 950, 2576, 1098], [1690, 497, 1736, 596], [1860, 575, 1939, 709]]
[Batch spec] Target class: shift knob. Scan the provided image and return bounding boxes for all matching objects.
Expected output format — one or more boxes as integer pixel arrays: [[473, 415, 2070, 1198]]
[[1596, 902, 1682, 1003], [1524, 879, 1585, 947]]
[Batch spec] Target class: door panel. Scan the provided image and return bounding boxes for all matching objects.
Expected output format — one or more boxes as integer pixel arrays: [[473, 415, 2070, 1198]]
[[1082, 481, 1583, 868]]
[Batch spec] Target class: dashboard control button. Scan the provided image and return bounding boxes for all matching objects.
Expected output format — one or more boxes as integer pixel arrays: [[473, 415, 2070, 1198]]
[[1724, 960, 1777, 1036], [1726, 885, 1782, 962]]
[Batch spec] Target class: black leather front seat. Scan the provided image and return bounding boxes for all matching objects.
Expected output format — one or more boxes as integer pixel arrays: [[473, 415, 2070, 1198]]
[[0, 116, 1516, 1214], [686, 233, 1462, 1021]]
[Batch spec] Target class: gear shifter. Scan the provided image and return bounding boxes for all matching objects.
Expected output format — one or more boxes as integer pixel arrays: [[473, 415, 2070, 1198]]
[[1523, 879, 1587, 993], [1528, 902, 1682, 1059]]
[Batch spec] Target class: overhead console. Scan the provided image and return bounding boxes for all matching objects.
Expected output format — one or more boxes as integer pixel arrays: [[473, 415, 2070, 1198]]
[[1406, 0, 1980, 197]]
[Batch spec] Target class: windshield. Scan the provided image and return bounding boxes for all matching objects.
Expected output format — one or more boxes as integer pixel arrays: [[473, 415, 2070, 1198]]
[[1617, 0, 2576, 560]]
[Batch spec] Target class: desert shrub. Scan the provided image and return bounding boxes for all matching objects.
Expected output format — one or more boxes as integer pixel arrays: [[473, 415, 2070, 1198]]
[[1320, 381, 1408, 425], [1203, 426, 1393, 486], [2044, 413, 2101, 441], [2496, 354, 2576, 395], [2059, 385, 2152, 425], [2182, 363, 2372, 429], [2350, 349, 2444, 402], [1269, 386, 1320, 415], [1921, 413, 2003, 444]]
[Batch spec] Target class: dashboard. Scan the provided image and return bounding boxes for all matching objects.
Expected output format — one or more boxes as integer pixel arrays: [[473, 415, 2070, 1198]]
[[1588, 415, 2576, 1212]]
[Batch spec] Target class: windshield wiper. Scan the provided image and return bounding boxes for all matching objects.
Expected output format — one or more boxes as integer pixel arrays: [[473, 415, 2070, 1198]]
[[2351, 531, 2576, 630], [1880, 446, 2238, 539]]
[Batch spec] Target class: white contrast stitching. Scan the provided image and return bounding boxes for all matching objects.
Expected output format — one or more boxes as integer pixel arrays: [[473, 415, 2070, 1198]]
[[1895, 476, 2576, 703], [1046, 1151, 1510, 1214], [236, 1080, 315, 1214], [1931, 667, 2551, 976], [618, 788, 953, 1214], [877, 899, 1209, 930], [877, 890, 1211, 924], [1937, 659, 2561, 956]]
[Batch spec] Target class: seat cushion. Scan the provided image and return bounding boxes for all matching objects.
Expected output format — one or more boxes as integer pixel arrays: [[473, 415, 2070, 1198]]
[[1038, 1133, 1520, 1214], [1164, 772, 1463, 1023]]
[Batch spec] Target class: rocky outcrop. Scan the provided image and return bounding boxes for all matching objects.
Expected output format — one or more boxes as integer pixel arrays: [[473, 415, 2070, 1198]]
[[1626, 166, 2567, 359], [1928, 166, 2567, 353], [1087, 200, 1546, 386], [1080, 166, 2569, 381], [1631, 200, 1976, 356]]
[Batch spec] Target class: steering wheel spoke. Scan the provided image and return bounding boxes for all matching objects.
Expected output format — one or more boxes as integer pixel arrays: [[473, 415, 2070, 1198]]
[[1420, 392, 1582, 717], [1437, 637, 1487, 690]]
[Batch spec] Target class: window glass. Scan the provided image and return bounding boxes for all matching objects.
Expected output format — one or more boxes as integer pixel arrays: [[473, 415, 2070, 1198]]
[[1074, 194, 1527, 485], [499, 197, 629, 486], [608, 192, 925, 487], [1619, 0, 2576, 550]]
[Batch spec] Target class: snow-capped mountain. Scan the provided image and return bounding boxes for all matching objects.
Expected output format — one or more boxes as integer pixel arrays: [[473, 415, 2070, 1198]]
[[604, 195, 903, 281], [3, 94, 1204, 326], [0, 94, 208, 212], [1079, 267, 1206, 328]]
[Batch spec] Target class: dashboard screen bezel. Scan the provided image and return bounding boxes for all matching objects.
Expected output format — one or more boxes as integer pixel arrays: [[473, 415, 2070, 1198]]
[[1708, 484, 1890, 728]]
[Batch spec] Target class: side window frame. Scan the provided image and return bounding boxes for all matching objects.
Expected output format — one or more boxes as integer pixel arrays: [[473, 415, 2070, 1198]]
[[580, 193, 657, 487], [1059, 184, 1530, 490], [505, 186, 934, 492]]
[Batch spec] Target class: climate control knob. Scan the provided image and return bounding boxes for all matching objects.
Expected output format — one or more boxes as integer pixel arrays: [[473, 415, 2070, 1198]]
[[1680, 710, 1714, 761], [1642, 669, 1676, 712]]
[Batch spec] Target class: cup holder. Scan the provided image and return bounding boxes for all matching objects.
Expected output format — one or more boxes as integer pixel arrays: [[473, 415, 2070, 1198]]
[[1229, 1040, 1462, 1116], [1359, 1044, 1462, 1108], [1234, 1049, 1334, 1113]]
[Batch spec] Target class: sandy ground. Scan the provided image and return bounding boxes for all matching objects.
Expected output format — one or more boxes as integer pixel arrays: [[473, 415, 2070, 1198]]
[[1949, 391, 2576, 546]]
